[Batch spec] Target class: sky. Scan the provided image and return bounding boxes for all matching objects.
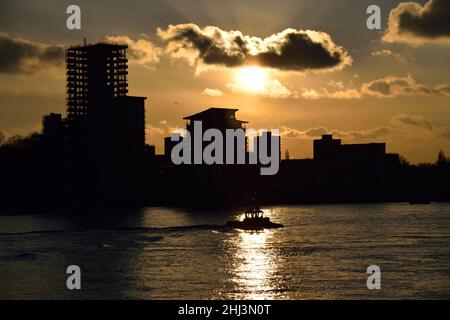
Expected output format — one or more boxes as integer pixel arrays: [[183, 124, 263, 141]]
[[1, 0, 449, 163]]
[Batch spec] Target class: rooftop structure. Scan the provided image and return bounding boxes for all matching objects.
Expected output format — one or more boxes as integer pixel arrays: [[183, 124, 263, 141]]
[[183, 108, 248, 132]]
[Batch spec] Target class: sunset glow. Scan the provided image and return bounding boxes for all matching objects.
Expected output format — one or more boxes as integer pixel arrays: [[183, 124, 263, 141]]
[[236, 67, 269, 93]]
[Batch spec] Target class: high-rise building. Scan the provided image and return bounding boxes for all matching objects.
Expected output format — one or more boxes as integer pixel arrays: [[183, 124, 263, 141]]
[[64, 42, 146, 197], [65, 42, 145, 154], [66, 43, 128, 121]]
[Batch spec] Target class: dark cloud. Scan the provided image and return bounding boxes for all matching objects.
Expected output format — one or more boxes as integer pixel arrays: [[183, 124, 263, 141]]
[[366, 80, 392, 96], [281, 113, 450, 142], [361, 75, 432, 97], [438, 128, 450, 139], [390, 114, 450, 140], [301, 75, 450, 100], [253, 32, 345, 71], [0, 32, 64, 74], [384, 0, 450, 45], [157, 24, 352, 72], [303, 127, 329, 138], [391, 114, 433, 131]]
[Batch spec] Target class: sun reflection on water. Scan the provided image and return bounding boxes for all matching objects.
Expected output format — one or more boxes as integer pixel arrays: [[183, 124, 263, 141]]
[[228, 228, 279, 299]]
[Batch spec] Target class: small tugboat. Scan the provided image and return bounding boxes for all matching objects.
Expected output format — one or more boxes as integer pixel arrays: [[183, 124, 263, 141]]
[[225, 200, 284, 230]]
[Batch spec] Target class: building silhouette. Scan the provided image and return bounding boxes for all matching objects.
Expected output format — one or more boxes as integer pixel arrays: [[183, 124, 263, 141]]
[[66, 43, 128, 121], [184, 108, 247, 131], [161, 108, 262, 205], [164, 108, 249, 164], [160, 108, 405, 204], [65, 42, 145, 152], [166, 107, 281, 166], [3, 41, 450, 211], [42, 113, 64, 150], [314, 134, 389, 185], [185, 107, 248, 162], [272, 134, 402, 203], [64, 42, 147, 204]]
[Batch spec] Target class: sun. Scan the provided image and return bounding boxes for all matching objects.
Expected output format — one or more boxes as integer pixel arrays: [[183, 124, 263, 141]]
[[236, 67, 268, 93]]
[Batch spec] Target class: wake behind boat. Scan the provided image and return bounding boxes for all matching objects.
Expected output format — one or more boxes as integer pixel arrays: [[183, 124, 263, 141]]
[[225, 202, 284, 230]]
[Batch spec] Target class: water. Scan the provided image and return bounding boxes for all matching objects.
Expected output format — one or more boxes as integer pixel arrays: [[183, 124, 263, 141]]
[[1, 203, 450, 299]]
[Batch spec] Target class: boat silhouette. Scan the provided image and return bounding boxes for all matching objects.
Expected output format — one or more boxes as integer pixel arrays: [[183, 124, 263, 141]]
[[225, 201, 284, 230]]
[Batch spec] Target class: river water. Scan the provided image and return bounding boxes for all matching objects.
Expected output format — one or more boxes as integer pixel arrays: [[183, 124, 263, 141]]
[[1, 203, 449, 299]]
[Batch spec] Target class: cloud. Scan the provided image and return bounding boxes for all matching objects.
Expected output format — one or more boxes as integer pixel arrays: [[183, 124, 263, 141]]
[[0, 33, 161, 74], [280, 125, 395, 140], [227, 78, 293, 98], [104, 35, 161, 67], [383, 0, 450, 45], [300, 88, 362, 100], [371, 49, 406, 62], [202, 88, 224, 97], [389, 114, 450, 140], [361, 75, 432, 97], [331, 127, 396, 140], [391, 114, 433, 131], [145, 121, 188, 145], [326, 80, 344, 90], [433, 84, 450, 96], [146, 124, 165, 136], [280, 126, 328, 139], [0, 32, 64, 74], [301, 75, 450, 100], [327, 89, 362, 100], [157, 24, 352, 73], [436, 127, 450, 139], [281, 114, 450, 142], [146, 123, 169, 145]]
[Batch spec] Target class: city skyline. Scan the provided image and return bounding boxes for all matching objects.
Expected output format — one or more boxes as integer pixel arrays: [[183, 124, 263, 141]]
[[1, 0, 450, 163], [2, 1, 450, 302], [4, 37, 447, 210]]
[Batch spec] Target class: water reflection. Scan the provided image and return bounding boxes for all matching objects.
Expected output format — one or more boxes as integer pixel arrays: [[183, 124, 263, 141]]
[[3, 204, 450, 299], [234, 230, 277, 299]]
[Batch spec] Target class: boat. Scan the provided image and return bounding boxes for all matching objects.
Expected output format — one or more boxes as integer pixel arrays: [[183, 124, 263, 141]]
[[225, 202, 284, 230]]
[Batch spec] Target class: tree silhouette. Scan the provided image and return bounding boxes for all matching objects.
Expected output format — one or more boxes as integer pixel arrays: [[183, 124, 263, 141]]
[[437, 150, 448, 165], [399, 155, 410, 167], [284, 149, 290, 160]]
